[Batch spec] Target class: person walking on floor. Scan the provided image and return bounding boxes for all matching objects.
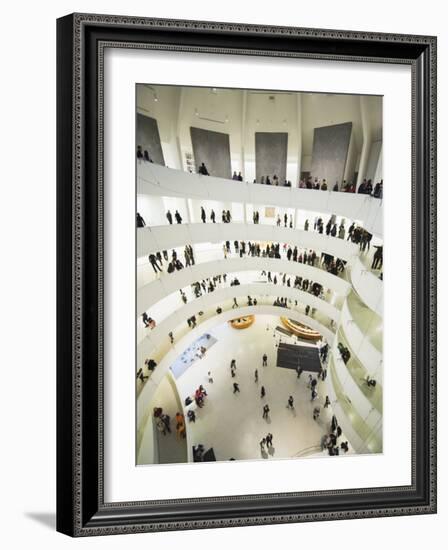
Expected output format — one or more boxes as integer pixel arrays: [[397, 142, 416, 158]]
[[372, 245, 383, 269], [254, 369, 258, 383], [148, 253, 162, 273], [266, 433, 273, 447], [260, 437, 266, 451], [166, 210, 173, 225], [208, 371, 214, 383], [201, 206, 206, 223], [260, 386, 266, 399], [262, 353, 268, 367], [233, 382, 240, 394], [287, 395, 294, 409], [262, 404, 270, 419], [230, 358, 236, 377], [174, 210, 182, 224], [296, 366, 303, 378], [156, 418, 167, 436], [162, 414, 172, 433], [324, 395, 331, 408], [313, 407, 320, 421]]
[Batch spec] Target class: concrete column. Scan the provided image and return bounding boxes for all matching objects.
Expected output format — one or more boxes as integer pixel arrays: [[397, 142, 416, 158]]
[[241, 90, 248, 181], [175, 88, 185, 170], [357, 96, 372, 189], [297, 94, 303, 184], [186, 198, 194, 224]]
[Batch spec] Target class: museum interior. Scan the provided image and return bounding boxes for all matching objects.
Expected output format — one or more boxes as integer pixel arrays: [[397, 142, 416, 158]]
[[135, 84, 383, 465]]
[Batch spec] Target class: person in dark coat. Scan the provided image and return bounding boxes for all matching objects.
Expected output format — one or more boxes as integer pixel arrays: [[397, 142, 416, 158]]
[[136, 212, 146, 227], [143, 150, 153, 163], [198, 162, 209, 175], [166, 210, 173, 225], [262, 404, 270, 419], [148, 253, 162, 273]]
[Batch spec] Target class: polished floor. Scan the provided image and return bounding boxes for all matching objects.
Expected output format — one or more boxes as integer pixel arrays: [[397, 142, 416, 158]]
[[146, 315, 350, 464]]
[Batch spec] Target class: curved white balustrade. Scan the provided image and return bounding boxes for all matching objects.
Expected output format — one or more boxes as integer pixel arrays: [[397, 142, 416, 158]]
[[135, 166, 385, 457], [138, 163, 383, 238], [137, 222, 360, 263], [340, 300, 382, 377], [336, 325, 383, 414], [138, 257, 350, 314], [332, 350, 381, 428], [350, 257, 383, 317], [326, 356, 382, 454], [138, 282, 339, 347], [325, 374, 365, 453], [137, 305, 335, 439]]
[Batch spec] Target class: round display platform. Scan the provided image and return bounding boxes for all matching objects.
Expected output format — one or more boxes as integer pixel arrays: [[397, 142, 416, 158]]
[[229, 315, 255, 329], [280, 316, 321, 341]]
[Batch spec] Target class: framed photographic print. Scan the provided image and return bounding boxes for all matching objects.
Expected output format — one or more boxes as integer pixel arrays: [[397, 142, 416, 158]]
[[56, 13, 437, 536]]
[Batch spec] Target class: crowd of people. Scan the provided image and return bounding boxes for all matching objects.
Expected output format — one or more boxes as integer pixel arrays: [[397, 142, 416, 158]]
[[137, 139, 384, 200], [140, 242, 344, 351], [177, 341, 333, 459], [137, 144, 383, 200], [149, 206, 379, 264], [253, 174, 383, 199], [147, 245, 196, 275], [152, 407, 186, 439], [145, 306, 356, 461], [321, 415, 350, 456], [144, 237, 350, 284], [254, 174, 293, 187]]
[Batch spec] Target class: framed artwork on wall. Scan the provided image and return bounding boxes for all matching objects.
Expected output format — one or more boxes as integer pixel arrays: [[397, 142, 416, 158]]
[[57, 13, 437, 536]]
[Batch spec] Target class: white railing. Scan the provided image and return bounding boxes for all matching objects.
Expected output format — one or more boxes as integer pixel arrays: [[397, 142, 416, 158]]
[[350, 257, 383, 317], [137, 223, 361, 263], [138, 163, 383, 238], [138, 257, 350, 314]]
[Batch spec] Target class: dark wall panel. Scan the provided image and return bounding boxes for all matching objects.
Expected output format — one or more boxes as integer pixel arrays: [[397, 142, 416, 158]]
[[310, 122, 352, 185], [136, 113, 165, 166], [255, 132, 288, 183], [190, 127, 231, 179]]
